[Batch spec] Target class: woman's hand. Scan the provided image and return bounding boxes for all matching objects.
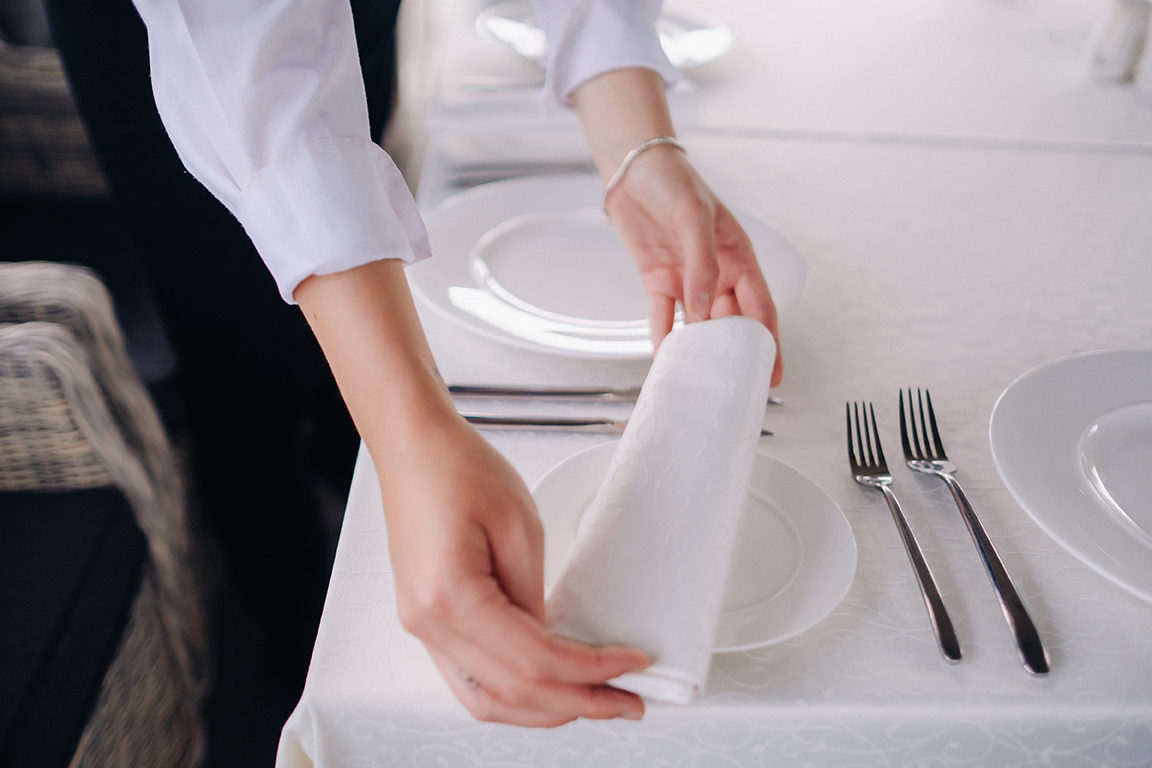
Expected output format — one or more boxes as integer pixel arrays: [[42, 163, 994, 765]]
[[383, 410, 648, 726], [295, 260, 648, 726], [572, 68, 783, 385], [603, 146, 781, 384]]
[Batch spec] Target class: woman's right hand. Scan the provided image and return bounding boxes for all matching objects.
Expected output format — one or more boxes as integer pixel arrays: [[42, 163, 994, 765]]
[[295, 259, 648, 726]]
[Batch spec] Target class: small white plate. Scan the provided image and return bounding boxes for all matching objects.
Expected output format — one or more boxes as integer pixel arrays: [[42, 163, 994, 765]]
[[990, 350, 1152, 603], [412, 174, 806, 359], [532, 441, 857, 652], [476, 0, 734, 69]]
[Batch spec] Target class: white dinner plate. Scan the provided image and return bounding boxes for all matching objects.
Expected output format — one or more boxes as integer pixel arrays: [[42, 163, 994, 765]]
[[990, 350, 1152, 604], [476, 0, 734, 69], [532, 441, 857, 652], [411, 174, 806, 359]]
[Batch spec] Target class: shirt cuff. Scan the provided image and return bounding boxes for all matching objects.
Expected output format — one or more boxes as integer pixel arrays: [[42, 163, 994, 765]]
[[238, 137, 430, 303], [538, 0, 682, 114]]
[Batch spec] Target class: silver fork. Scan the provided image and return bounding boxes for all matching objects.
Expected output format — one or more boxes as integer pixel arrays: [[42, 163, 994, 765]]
[[900, 389, 1050, 676], [848, 402, 962, 663]]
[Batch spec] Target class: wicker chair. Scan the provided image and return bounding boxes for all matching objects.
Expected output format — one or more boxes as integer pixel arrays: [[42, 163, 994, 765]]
[[0, 262, 205, 767], [0, 39, 108, 197]]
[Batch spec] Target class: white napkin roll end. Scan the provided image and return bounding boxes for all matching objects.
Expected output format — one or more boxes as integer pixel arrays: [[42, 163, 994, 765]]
[[609, 667, 699, 705]]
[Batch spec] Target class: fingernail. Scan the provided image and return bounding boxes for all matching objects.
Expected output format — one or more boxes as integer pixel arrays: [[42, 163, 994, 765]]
[[620, 709, 644, 721]]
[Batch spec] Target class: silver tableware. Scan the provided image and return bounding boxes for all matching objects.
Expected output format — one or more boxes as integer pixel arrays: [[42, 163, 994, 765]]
[[461, 412, 628, 433], [900, 389, 1050, 676], [451, 384, 643, 402], [847, 401, 962, 663], [450, 384, 783, 406], [462, 411, 772, 436]]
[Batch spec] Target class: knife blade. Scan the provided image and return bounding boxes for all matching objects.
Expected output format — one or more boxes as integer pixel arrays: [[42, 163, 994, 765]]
[[460, 411, 772, 436], [450, 384, 783, 407]]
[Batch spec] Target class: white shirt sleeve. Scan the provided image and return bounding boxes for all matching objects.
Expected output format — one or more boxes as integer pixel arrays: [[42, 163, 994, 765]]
[[130, 0, 429, 303], [530, 0, 681, 113], [130, 0, 676, 303]]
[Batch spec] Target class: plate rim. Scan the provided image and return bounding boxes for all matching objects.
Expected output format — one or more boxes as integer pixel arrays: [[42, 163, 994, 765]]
[[412, 173, 807, 360], [475, 0, 734, 69], [989, 348, 1152, 603], [531, 440, 857, 652]]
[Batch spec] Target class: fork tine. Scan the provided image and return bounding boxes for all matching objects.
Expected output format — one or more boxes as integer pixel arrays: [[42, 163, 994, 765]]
[[862, 403, 877, 467], [846, 403, 857, 469], [924, 389, 947, 459], [909, 388, 927, 459], [916, 389, 933, 460], [854, 402, 868, 467], [899, 389, 914, 459], [869, 403, 886, 467]]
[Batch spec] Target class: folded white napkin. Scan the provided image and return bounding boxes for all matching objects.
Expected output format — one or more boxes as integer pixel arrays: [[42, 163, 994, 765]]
[[545, 316, 775, 704]]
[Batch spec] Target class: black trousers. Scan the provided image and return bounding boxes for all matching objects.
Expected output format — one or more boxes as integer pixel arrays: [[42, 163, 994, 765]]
[[42, 0, 404, 696]]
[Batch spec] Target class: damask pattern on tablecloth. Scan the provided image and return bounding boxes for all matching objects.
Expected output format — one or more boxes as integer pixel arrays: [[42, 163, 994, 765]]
[[299, 705, 1152, 767]]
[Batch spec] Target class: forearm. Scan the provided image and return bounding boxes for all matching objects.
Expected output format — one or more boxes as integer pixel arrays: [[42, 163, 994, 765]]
[[293, 259, 455, 485]]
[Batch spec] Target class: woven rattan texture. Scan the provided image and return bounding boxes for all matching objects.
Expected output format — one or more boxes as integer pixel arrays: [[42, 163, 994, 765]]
[[0, 262, 206, 766], [67, 574, 201, 768], [0, 41, 108, 197], [0, 349, 112, 490]]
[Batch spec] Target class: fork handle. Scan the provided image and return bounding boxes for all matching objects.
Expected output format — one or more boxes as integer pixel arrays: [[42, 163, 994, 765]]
[[877, 484, 962, 664], [940, 475, 1050, 676]]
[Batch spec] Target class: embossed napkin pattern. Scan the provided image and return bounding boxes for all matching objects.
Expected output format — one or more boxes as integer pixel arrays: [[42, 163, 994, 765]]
[[545, 316, 776, 703]]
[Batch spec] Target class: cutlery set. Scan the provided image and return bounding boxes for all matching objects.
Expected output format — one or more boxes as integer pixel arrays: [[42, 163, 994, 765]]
[[848, 390, 1049, 675]]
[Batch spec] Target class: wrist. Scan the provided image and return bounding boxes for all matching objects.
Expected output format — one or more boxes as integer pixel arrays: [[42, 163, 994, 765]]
[[570, 67, 676, 179], [601, 137, 686, 211]]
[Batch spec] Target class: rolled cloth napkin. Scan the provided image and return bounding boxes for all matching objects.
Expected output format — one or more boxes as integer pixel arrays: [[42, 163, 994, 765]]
[[545, 316, 776, 703]]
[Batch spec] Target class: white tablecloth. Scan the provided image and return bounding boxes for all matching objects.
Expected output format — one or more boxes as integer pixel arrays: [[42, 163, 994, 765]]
[[278, 1, 1152, 764]]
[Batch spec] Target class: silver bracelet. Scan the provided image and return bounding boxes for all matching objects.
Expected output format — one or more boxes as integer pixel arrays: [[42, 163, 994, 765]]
[[602, 136, 686, 214]]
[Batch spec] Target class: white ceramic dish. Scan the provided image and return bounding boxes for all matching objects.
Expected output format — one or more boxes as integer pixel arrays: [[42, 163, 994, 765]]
[[476, 0, 733, 69], [412, 174, 806, 359], [990, 350, 1152, 603], [532, 441, 857, 652]]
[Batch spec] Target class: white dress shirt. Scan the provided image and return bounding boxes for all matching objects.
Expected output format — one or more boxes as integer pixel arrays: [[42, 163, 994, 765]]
[[130, 0, 679, 303]]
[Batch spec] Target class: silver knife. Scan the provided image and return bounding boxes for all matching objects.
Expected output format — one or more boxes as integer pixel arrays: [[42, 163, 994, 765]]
[[451, 384, 642, 402], [460, 411, 772, 436], [451, 384, 783, 406]]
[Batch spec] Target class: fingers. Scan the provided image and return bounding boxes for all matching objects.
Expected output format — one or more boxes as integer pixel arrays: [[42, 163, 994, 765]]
[[429, 649, 644, 727], [430, 649, 574, 727], [713, 203, 783, 386], [647, 293, 677, 351], [731, 271, 781, 385], [416, 579, 649, 723], [680, 205, 720, 323], [398, 541, 649, 721], [446, 583, 649, 687], [709, 291, 740, 318], [400, 559, 648, 688]]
